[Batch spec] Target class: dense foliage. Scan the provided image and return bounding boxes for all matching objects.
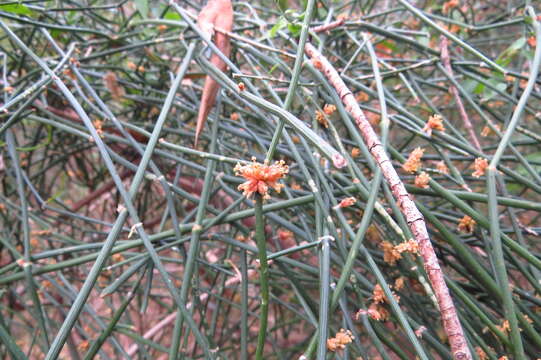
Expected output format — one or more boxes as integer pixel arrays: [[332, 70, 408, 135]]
[[1, 0, 540, 359]]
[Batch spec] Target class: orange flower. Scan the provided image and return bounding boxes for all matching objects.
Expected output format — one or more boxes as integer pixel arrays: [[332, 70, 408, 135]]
[[394, 276, 406, 291], [111, 253, 124, 263], [77, 340, 90, 352], [362, 303, 390, 321], [414, 171, 430, 188], [481, 124, 501, 137], [402, 147, 425, 173], [457, 215, 476, 234], [327, 329, 354, 352], [237, 82, 246, 91], [443, 0, 459, 14], [381, 241, 401, 265], [372, 284, 386, 304], [103, 71, 125, 100], [527, 36, 536, 48], [277, 229, 294, 242], [475, 347, 488, 360], [395, 239, 419, 255], [472, 157, 489, 178], [356, 91, 369, 102], [315, 110, 328, 128], [337, 197, 356, 208], [422, 114, 445, 136], [415, 326, 427, 338], [496, 320, 511, 334], [230, 112, 239, 121], [370, 283, 400, 304], [436, 161, 449, 174], [93, 119, 104, 137], [234, 158, 288, 199], [351, 147, 361, 158], [323, 104, 337, 115]]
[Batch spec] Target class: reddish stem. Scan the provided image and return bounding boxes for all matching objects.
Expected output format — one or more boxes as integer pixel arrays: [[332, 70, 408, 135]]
[[305, 42, 471, 360], [440, 36, 482, 151]]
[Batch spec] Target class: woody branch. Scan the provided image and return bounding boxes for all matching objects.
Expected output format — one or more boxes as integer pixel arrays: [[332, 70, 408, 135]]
[[305, 42, 472, 360]]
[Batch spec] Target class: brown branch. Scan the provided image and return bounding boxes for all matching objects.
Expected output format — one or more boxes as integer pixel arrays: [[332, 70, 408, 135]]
[[440, 36, 482, 151], [305, 42, 471, 360], [311, 18, 346, 33]]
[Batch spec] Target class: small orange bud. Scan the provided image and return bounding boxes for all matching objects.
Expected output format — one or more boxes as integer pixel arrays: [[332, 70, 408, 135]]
[[336, 197, 356, 208], [457, 215, 476, 234], [414, 172, 430, 188], [323, 104, 337, 115], [472, 158, 489, 178]]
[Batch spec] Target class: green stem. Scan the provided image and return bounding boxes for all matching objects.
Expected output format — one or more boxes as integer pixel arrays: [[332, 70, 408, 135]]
[[254, 195, 269, 360]]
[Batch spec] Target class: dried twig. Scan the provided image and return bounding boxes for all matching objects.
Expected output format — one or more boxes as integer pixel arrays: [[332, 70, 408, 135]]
[[440, 35, 482, 151], [311, 18, 346, 33], [305, 42, 472, 360], [195, 0, 233, 146]]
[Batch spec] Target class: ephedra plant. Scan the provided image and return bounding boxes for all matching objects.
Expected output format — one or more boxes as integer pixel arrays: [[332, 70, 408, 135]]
[[0, 0, 540, 359]]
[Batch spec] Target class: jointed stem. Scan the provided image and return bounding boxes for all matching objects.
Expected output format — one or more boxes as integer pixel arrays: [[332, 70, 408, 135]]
[[254, 195, 269, 359]]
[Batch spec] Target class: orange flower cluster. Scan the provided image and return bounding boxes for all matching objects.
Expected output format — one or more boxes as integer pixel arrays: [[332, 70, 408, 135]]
[[337, 197, 356, 208], [323, 104, 337, 115], [103, 71, 125, 100], [395, 239, 419, 254], [472, 157, 489, 178], [327, 329, 354, 352], [362, 303, 390, 321], [315, 110, 329, 128], [415, 326, 427, 338], [414, 171, 431, 188], [394, 276, 406, 291], [402, 147, 424, 173], [496, 320, 510, 334], [381, 239, 420, 265], [93, 119, 104, 138], [234, 158, 289, 199], [443, 0, 460, 14], [457, 215, 476, 234], [436, 161, 449, 174], [357, 283, 400, 322], [356, 91, 369, 102], [422, 114, 445, 136], [481, 124, 501, 137], [372, 284, 387, 304], [475, 347, 488, 360], [381, 241, 401, 265]]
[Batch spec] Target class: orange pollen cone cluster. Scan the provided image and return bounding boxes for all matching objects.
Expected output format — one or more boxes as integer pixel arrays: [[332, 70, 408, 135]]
[[234, 158, 289, 199]]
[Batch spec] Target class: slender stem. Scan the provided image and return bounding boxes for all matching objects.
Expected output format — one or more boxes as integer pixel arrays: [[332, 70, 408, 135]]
[[265, 0, 317, 162], [254, 195, 269, 360]]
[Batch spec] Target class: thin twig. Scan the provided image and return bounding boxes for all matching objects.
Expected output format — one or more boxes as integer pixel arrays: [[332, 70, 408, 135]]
[[440, 36, 482, 151]]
